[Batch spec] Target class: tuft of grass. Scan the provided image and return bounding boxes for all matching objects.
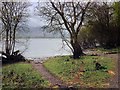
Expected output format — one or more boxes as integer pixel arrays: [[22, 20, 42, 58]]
[[43, 55, 115, 88], [2, 62, 50, 89]]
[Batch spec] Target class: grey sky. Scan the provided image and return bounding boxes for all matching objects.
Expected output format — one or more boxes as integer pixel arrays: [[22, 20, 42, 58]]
[[25, 2, 57, 38], [27, 2, 46, 28], [26, 0, 118, 28]]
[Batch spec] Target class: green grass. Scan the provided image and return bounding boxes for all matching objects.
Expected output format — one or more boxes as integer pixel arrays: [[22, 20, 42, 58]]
[[43, 55, 115, 88], [94, 47, 120, 53], [2, 62, 50, 89]]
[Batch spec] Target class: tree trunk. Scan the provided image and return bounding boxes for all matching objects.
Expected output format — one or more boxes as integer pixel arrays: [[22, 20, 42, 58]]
[[71, 37, 83, 59], [73, 42, 83, 59], [5, 28, 10, 55], [12, 24, 17, 55]]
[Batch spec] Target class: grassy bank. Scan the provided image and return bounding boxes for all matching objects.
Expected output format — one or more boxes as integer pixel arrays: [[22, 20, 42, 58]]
[[2, 62, 50, 89], [93, 47, 120, 53], [43, 55, 115, 88]]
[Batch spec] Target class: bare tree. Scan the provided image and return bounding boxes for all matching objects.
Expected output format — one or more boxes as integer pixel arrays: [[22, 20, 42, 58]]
[[37, 1, 91, 59], [0, 2, 29, 58]]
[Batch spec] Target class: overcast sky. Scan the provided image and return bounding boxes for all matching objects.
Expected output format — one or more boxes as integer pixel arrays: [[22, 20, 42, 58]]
[[26, 0, 116, 29], [27, 2, 46, 29]]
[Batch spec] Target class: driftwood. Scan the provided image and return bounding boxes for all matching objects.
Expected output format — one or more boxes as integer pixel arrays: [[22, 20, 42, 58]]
[[2, 50, 25, 64]]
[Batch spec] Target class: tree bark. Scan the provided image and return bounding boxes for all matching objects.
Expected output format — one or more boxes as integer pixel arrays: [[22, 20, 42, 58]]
[[5, 28, 10, 55], [71, 35, 83, 59]]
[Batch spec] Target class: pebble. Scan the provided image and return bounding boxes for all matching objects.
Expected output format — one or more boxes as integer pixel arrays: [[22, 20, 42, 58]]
[[27, 57, 50, 64]]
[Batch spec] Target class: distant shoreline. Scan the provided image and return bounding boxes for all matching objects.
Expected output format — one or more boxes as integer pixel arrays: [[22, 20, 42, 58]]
[[16, 37, 70, 39]]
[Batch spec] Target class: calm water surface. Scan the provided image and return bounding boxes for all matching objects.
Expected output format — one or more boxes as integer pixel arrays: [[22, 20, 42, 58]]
[[23, 38, 72, 58]]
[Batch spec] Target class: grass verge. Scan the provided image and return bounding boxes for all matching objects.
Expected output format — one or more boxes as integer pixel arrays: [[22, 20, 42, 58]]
[[43, 55, 115, 88], [2, 62, 50, 89], [94, 47, 120, 53]]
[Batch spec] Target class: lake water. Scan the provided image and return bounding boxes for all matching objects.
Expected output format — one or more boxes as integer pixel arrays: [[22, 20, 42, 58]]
[[0, 38, 72, 59], [22, 38, 72, 59]]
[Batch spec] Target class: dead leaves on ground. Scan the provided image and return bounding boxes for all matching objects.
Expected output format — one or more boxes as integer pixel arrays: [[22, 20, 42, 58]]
[[107, 70, 115, 75], [66, 66, 115, 87]]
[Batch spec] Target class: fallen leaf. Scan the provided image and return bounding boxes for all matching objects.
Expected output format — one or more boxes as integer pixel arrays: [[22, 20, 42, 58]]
[[108, 70, 115, 75], [52, 85, 59, 88], [102, 83, 110, 86], [79, 72, 83, 75]]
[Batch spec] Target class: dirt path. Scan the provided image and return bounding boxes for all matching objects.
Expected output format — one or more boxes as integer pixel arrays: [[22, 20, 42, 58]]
[[31, 50, 119, 88], [31, 62, 67, 88], [104, 54, 119, 88], [118, 54, 120, 88]]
